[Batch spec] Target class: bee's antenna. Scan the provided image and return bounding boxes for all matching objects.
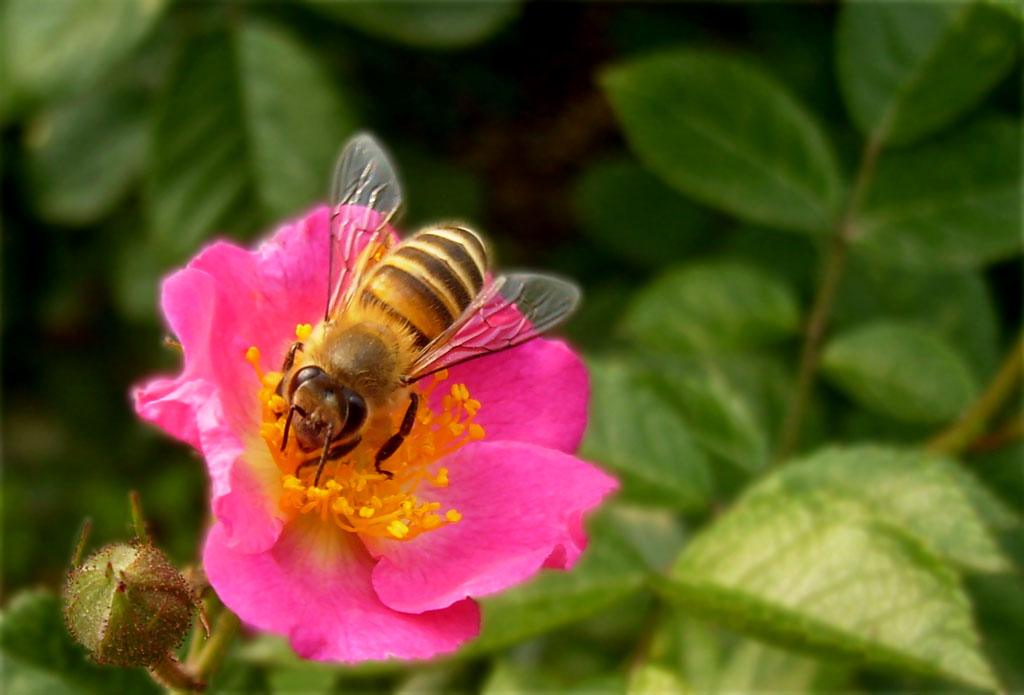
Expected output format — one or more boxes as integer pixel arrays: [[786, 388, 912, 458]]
[[313, 423, 335, 488], [281, 405, 298, 451]]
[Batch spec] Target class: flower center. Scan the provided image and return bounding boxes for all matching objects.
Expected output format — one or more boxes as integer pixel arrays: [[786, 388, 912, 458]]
[[245, 327, 485, 542]]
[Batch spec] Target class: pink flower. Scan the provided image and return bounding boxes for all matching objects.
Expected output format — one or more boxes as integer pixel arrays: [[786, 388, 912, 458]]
[[133, 206, 617, 663]]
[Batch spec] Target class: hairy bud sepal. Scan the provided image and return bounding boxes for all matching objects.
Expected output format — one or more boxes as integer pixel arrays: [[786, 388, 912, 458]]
[[63, 541, 195, 668]]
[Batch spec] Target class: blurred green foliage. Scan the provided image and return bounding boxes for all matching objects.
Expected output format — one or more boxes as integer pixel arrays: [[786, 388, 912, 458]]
[[2, 1, 1022, 693]]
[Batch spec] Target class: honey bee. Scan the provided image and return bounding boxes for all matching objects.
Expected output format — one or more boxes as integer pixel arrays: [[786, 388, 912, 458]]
[[279, 134, 580, 486]]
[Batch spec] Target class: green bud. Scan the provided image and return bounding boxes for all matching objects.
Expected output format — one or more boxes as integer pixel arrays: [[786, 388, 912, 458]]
[[63, 541, 195, 667]]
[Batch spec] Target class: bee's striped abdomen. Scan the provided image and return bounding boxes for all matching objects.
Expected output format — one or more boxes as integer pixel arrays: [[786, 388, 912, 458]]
[[360, 225, 488, 348]]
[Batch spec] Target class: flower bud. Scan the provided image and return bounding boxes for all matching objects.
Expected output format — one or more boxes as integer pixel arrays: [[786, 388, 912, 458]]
[[63, 541, 195, 667]]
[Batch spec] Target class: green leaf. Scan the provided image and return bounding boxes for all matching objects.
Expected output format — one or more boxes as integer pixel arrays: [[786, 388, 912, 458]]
[[484, 661, 624, 695], [833, 257, 1000, 382], [581, 357, 712, 511], [205, 651, 269, 695], [648, 355, 781, 474], [821, 321, 978, 424], [601, 50, 842, 233], [972, 441, 1024, 515], [630, 610, 850, 695], [573, 156, 717, 268], [837, 1, 1019, 146], [267, 666, 335, 695], [563, 279, 635, 352], [627, 663, 689, 695], [969, 573, 1024, 691], [3, 0, 166, 111], [659, 445, 1004, 690], [852, 116, 1023, 270], [24, 81, 147, 225], [235, 23, 357, 221], [309, 1, 519, 49], [761, 446, 1014, 573], [481, 661, 557, 694], [1, 590, 158, 695], [622, 261, 801, 355], [460, 506, 656, 656], [722, 226, 821, 298], [146, 22, 356, 256], [601, 504, 688, 573]]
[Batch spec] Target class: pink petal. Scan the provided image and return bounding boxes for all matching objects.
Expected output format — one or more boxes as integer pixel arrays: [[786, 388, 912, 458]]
[[427, 339, 589, 454], [134, 206, 387, 553], [134, 375, 212, 450], [204, 519, 480, 662], [366, 441, 617, 614]]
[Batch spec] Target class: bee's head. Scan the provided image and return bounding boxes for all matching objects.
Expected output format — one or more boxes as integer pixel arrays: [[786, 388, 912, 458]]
[[287, 366, 367, 450]]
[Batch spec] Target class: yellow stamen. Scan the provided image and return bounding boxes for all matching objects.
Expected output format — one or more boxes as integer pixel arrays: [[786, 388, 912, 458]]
[[247, 356, 478, 542], [245, 346, 262, 371], [296, 323, 313, 341]]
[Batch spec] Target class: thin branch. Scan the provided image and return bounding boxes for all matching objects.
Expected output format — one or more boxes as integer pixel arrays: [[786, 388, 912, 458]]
[[774, 131, 886, 464], [927, 332, 1024, 456], [968, 412, 1024, 455]]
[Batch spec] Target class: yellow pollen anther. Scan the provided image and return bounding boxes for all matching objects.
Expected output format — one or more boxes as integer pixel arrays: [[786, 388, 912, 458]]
[[332, 498, 354, 516], [245, 346, 261, 368], [295, 323, 313, 340], [249, 343, 484, 543]]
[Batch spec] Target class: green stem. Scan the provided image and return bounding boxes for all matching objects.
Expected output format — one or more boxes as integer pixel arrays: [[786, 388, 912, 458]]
[[149, 652, 203, 693], [188, 608, 241, 684], [927, 332, 1024, 456], [70, 517, 92, 566], [184, 594, 215, 670], [129, 491, 150, 543], [774, 132, 886, 464]]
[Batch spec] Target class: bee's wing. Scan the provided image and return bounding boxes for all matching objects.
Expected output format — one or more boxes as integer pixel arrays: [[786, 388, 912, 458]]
[[406, 272, 581, 383], [326, 133, 404, 319]]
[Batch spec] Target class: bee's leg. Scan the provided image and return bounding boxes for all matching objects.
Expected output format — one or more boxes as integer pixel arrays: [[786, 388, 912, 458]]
[[281, 405, 298, 451], [276, 342, 304, 395], [309, 424, 335, 488], [374, 393, 419, 479]]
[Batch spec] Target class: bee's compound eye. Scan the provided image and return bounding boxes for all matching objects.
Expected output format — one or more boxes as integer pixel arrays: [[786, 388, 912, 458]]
[[289, 366, 325, 398], [339, 388, 367, 438]]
